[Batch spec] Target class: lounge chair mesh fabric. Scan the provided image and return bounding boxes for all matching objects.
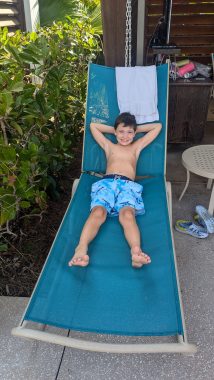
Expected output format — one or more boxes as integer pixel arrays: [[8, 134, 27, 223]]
[[24, 63, 184, 336]]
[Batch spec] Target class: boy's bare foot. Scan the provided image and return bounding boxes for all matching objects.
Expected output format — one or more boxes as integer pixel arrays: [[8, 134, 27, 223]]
[[131, 246, 151, 268], [68, 245, 89, 267]]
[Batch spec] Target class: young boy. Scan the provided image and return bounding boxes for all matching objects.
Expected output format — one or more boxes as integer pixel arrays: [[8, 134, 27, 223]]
[[68, 112, 162, 268]]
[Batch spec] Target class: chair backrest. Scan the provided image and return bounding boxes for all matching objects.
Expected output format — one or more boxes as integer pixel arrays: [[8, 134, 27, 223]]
[[82, 63, 169, 177]]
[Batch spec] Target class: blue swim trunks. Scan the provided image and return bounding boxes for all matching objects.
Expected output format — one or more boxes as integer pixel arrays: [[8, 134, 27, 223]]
[[90, 175, 145, 217]]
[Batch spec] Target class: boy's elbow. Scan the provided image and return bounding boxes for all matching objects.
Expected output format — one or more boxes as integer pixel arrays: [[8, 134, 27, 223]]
[[157, 123, 162, 131]]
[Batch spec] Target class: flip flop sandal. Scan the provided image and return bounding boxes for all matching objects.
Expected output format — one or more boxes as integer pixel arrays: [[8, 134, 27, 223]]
[[193, 214, 207, 229], [195, 205, 214, 234], [175, 220, 208, 239]]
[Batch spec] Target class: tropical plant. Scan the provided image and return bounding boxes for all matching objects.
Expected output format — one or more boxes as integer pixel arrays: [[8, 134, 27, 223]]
[[38, 0, 79, 26], [0, 19, 101, 235], [38, 0, 102, 34]]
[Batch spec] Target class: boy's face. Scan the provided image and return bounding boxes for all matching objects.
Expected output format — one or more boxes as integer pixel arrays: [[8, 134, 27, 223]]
[[115, 123, 136, 146]]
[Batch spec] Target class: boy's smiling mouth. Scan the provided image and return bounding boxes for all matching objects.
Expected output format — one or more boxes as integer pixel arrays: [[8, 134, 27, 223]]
[[119, 140, 131, 144]]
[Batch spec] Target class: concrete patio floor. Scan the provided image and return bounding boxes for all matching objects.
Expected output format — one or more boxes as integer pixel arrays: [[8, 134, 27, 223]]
[[1, 121, 214, 380]]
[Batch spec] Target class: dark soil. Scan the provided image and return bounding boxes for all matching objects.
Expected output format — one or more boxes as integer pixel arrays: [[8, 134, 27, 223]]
[[0, 146, 82, 297]]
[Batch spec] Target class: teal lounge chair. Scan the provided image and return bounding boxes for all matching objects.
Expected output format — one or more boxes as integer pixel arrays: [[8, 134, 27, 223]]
[[12, 63, 196, 354]]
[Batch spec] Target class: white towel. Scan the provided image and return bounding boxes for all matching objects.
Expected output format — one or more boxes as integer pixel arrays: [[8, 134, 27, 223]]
[[115, 66, 159, 124]]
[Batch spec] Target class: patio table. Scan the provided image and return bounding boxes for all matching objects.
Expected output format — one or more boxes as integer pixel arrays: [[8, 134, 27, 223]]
[[179, 145, 214, 215]]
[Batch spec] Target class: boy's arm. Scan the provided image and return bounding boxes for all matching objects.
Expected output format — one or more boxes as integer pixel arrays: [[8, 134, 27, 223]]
[[90, 123, 115, 151], [133, 122, 162, 156]]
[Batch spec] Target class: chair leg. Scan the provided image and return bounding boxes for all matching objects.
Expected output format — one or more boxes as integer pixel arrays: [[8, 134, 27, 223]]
[[208, 183, 214, 216], [166, 181, 172, 224], [179, 170, 190, 201], [207, 178, 213, 190]]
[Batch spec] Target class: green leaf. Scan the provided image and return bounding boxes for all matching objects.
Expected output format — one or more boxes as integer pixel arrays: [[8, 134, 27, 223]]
[[29, 31, 38, 42], [28, 142, 39, 153], [0, 243, 8, 252], [8, 80, 24, 93], [0, 71, 9, 86], [4, 44, 23, 65], [0, 91, 13, 116], [0, 145, 16, 162], [30, 135, 41, 145], [10, 121, 23, 136], [19, 52, 41, 65], [24, 43, 43, 58], [0, 206, 16, 226], [60, 133, 65, 147], [35, 91, 46, 113], [20, 201, 31, 209], [0, 194, 16, 226]]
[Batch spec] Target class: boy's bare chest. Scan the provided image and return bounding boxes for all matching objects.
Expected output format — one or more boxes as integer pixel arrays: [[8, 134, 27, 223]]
[[107, 145, 136, 163]]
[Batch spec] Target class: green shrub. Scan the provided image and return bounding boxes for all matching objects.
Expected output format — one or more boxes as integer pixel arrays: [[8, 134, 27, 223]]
[[0, 19, 101, 229]]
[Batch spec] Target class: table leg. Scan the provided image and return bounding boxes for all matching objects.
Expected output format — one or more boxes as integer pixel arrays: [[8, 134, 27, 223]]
[[207, 178, 213, 190], [179, 170, 190, 201], [208, 183, 214, 216]]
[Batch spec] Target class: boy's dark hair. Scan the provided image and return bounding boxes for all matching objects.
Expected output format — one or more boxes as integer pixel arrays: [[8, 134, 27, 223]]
[[114, 112, 137, 131]]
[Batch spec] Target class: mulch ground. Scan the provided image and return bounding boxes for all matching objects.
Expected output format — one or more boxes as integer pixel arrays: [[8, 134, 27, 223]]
[[0, 146, 82, 297]]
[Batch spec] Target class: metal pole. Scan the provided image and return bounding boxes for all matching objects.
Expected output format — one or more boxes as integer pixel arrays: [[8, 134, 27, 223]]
[[136, 0, 145, 65], [23, 0, 40, 32]]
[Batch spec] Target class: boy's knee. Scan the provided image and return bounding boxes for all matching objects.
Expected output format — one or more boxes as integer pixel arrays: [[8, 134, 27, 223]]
[[91, 207, 107, 223], [119, 208, 135, 224]]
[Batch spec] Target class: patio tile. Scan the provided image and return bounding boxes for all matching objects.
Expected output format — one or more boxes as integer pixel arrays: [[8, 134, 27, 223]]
[[0, 297, 66, 380]]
